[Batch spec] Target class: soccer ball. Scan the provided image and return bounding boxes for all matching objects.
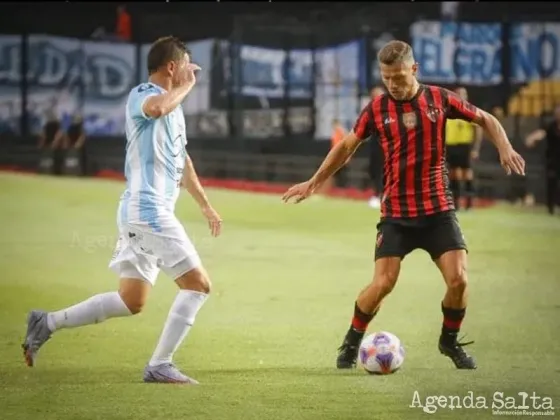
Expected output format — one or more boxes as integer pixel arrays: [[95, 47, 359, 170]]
[[359, 331, 405, 374]]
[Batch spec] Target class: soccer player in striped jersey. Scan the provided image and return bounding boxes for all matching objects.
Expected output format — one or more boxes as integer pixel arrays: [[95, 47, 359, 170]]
[[282, 40, 525, 370], [22, 37, 222, 384]]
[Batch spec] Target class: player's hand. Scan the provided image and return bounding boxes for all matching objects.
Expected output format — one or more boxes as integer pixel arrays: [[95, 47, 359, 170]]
[[184, 63, 201, 86], [525, 137, 536, 148], [282, 180, 317, 204], [499, 146, 525, 176], [470, 150, 479, 161], [201, 205, 222, 237]]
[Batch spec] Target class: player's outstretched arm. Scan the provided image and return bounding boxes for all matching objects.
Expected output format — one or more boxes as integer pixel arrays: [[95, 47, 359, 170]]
[[282, 132, 363, 203], [283, 101, 374, 204], [446, 89, 525, 176], [143, 64, 201, 119], [310, 131, 363, 188], [471, 109, 525, 176], [182, 153, 222, 237]]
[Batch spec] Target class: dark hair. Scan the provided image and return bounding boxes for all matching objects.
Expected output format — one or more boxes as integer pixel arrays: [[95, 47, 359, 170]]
[[147, 36, 190, 75], [377, 40, 414, 66]]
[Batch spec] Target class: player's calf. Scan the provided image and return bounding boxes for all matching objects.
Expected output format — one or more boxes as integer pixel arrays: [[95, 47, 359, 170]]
[[147, 265, 211, 371], [449, 178, 461, 210], [464, 169, 475, 210], [436, 250, 475, 369], [337, 263, 399, 369], [22, 289, 135, 367]]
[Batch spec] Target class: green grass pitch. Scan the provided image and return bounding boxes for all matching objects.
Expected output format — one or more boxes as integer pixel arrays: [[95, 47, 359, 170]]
[[0, 172, 559, 420]]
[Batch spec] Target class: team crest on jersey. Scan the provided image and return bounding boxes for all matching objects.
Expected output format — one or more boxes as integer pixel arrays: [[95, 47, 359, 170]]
[[425, 107, 441, 123], [402, 112, 417, 129]]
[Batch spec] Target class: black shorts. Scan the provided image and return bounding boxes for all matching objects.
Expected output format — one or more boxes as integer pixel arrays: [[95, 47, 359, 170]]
[[446, 144, 472, 170], [374, 211, 467, 261]]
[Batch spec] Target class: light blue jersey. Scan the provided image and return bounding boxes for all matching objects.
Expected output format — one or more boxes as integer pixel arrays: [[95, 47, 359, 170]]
[[118, 82, 187, 231]]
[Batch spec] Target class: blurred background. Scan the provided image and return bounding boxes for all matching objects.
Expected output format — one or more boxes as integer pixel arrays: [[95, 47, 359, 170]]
[[0, 1, 559, 207]]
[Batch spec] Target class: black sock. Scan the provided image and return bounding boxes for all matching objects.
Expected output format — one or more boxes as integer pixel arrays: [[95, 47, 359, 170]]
[[465, 179, 474, 209], [450, 179, 461, 209], [347, 302, 377, 344], [441, 302, 466, 344]]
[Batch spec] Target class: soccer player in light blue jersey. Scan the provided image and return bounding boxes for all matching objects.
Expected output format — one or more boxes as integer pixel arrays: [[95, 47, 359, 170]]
[[22, 37, 223, 384]]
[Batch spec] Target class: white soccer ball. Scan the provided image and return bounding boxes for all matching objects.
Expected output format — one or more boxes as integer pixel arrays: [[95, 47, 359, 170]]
[[359, 331, 405, 374]]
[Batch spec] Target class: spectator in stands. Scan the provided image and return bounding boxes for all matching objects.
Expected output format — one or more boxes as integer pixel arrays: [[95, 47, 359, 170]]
[[367, 86, 385, 209], [116, 5, 131, 42], [65, 113, 87, 175], [445, 87, 483, 210], [38, 110, 65, 151], [38, 110, 65, 175], [525, 104, 560, 215]]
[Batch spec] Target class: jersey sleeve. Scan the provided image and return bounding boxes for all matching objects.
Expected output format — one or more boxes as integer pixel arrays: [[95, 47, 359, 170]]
[[127, 84, 160, 120], [352, 101, 376, 140], [445, 89, 478, 122]]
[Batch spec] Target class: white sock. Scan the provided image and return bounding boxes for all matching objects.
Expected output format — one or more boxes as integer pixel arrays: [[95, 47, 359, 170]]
[[46, 291, 132, 332], [148, 290, 208, 367]]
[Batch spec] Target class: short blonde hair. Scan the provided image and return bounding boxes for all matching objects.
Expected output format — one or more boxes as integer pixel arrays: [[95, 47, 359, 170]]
[[377, 41, 414, 66]]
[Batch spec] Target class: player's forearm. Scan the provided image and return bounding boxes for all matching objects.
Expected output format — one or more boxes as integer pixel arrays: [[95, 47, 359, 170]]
[[477, 111, 512, 153], [145, 82, 195, 118], [183, 155, 210, 208], [310, 141, 354, 187]]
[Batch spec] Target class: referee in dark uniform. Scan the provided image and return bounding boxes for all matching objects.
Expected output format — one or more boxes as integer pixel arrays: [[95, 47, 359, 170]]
[[445, 87, 482, 210], [526, 104, 560, 215]]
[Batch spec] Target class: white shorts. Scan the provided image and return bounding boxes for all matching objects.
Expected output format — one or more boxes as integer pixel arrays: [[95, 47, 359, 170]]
[[108, 216, 201, 285]]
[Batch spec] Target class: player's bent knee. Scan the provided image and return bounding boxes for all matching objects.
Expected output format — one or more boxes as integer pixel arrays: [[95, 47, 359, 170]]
[[445, 269, 468, 295], [175, 266, 212, 294], [118, 277, 151, 314], [117, 291, 146, 314], [374, 273, 398, 297]]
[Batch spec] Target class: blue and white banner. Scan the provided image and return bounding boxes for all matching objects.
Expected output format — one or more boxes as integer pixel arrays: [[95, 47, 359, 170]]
[[231, 44, 314, 99], [239, 44, 286, 98], [410, 21, 503, 86], [140, 39, 214, 118], [0, 35, 23, 134], [81, 40, 136, 136], [510, 23, 560, 83], [314, 39, 361, 139], [26, 35, 83, 135], [287, 49, 313, 99]]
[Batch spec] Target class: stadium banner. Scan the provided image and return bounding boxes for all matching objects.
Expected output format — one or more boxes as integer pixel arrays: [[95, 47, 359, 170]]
[[214, 41, 315, 138], [0, 35, 23, 135], [314, 39, 362, 139], [509, 23, 560, 83], [81, 40, 136, 136], [410, 21, 503, 86], [232, 44, 314, 99], [26, 35, 83, 135], [239, 44, 286, 99], [287, 49, 313, 99]]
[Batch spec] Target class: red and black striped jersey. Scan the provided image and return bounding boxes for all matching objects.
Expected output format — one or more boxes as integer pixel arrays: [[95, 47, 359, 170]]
[[353, 84, 478, 219]]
